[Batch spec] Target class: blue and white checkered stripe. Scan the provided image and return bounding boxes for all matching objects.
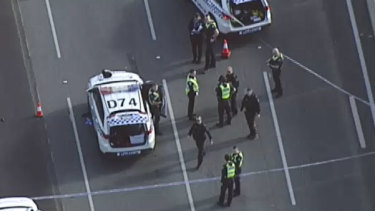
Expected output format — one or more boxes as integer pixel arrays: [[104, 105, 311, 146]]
[[107, 115, 148, 127]]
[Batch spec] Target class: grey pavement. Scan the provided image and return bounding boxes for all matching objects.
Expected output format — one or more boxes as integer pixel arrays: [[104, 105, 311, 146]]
[[7, 0, 375, 210]]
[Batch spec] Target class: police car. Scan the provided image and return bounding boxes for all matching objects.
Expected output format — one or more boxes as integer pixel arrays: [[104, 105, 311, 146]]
[[87, 70, 162, 157], [0, 197, 39, 211], [192, 0, 271, 35]]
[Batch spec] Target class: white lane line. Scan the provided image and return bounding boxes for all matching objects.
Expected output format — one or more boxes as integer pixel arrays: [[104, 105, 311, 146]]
[[346, 0, 375, 131], [67, 97, 95, 211], [349, 96, 366, 148], [32, 149, 375, 201], [263, 72, 296, 206], [143, 0, 156, 40], [45, 0, 61, 58], [162, 79, 195, 211]]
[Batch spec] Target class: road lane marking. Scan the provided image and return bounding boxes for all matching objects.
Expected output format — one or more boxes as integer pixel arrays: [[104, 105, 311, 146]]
[[258, 39, 370, 106], [32, 150, 375, 201], [349, 96, 366, 148], [346, 0, 375, 139], [67, 97, 95, 211], [143, 0, 157, 40], [263, 71, 296, 206], [45, 0, 61, 58], [162, 79, 195, 211]]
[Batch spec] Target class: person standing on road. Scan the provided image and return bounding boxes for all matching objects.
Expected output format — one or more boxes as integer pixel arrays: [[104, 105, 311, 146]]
[[216, 76, 234, 127], [186, 69, 199, 120], [188, 115, 213, 169], [148, 84, 163, 135], [267, 48, 284, 98], [204, 14, 219, 71], [231, 146, 244, 196], [217, 154, 235, 207], [225, 66, 240, 116], [188, 13, 204, 64], [240, 88, 260, 139]]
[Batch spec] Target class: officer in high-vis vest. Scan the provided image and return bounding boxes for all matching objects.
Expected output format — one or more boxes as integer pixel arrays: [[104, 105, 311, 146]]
[[148, 84, 163, 135], [267, 48, 284, 98], [218, 154, 235, 207], [204, 14, 219, 71], [186, 69, 199, 120], [215, 76, 234, 127], [231, 146, 244, 196]]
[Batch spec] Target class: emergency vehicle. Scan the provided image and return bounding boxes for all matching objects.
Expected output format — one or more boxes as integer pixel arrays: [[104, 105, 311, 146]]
[[0, 197, 39, 211], [192, 0, 271, 35], [87, 70, 162, 157]]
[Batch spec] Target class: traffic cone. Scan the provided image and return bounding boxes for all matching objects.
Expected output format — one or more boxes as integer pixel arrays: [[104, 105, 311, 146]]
[[221, 39, 231, 59], [36, 103, 44, 118]]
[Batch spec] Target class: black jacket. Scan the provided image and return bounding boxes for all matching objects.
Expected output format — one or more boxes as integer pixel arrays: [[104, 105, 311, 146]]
[[188, 123, 212, 141], [188, 18, 204, 39], [226, 73, 239, 91], [241, 93, 260, 116]]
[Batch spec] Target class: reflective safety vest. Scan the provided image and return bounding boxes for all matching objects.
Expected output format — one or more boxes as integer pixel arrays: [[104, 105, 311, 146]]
[[148, 91, 160, 106], [226, 161, 235, 179], [269, 53, 284, 69], [232, 152, 243, 168], [220, 84, 231, 100], [186, 76, 199, 95]]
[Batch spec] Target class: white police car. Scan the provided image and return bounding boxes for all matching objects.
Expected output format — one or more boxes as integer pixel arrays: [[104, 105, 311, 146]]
[[0, 197, 39, 211], [192, 0, 271, 35], [87, 70, 159, 157]]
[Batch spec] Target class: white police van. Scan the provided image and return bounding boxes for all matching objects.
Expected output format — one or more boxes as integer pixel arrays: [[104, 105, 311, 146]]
[[0, 197, 39, 211], [87, 70, 160, 157], [192, 0, 271, 35]]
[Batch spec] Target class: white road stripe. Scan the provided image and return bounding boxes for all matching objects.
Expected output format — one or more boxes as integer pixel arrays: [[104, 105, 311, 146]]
[[143, 0, 157, 40], [162, 79, 195, 211], [263, 72, 296, 206], [45, 0, 61, 58], [67, 97, 95, 211], [349, 96, 366, 148], [346, 0, 375, 134]]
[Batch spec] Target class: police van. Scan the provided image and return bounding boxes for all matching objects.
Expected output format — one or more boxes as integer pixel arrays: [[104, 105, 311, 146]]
[[87, 70, 164, 157], [192, 0, 271, 35]]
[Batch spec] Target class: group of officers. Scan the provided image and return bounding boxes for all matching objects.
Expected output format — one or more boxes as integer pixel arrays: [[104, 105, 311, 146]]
[[146, 12, 285, 208]]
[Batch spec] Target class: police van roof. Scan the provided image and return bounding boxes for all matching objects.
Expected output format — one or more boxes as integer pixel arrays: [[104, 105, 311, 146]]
[[99, 81, 144, 114]]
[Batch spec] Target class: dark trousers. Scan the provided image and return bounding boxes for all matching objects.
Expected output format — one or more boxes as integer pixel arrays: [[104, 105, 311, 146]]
[[219, 179, 234, 206], [245, 112, 256, 136], [195, 139, 205, 167], [187, 92, 196, 119], [218, 100, 231, 125], [234, 174, 241, 194], [230, 93, 238, 115], [151, 106, 161, 133], [190, 37, 202, 62], [205, 41, 216, 69], [272, 68, 282, 95]]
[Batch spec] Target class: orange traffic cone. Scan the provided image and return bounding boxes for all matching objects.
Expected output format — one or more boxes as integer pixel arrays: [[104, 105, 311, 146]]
[[221, 39, 231, 59], [36, 103, 44, 118]]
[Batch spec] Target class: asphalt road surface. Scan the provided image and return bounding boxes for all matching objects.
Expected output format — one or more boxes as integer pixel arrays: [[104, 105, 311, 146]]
[[2, 0, 375, 210]]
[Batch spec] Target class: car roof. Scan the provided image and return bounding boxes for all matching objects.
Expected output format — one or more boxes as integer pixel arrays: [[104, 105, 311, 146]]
[[88, 70, 143, 89], [99, 81, 144, 114], [0, 197, 38, 210]]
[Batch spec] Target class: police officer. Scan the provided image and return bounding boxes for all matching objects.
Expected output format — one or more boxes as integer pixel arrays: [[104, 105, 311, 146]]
[[204, 14, 219, 71], [225, 66, 239, 116], [267, 48, 284, 98], [148, 84, 163, 135], [216, 76, 234, 127], [217, 154, 235, 207], [188, 115, 213, 169], [231, 146, 243, 196], [188, 13, 204, 64], [240, 88, 260, 139], [186, 69, 199, 120]]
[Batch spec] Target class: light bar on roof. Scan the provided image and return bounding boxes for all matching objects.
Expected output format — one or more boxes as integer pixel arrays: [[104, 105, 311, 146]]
[[232, 0, 256, 5]]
